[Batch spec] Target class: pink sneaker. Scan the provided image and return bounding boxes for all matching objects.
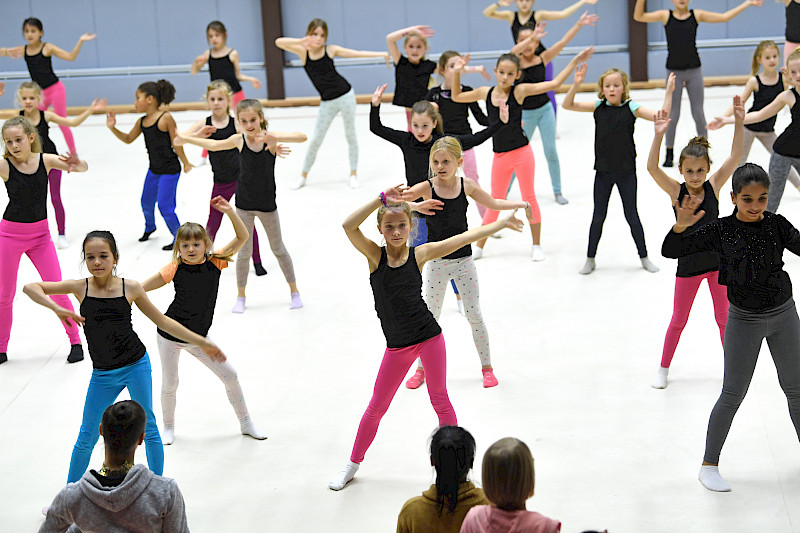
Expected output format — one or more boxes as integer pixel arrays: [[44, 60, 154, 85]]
[[406, 369, 425, 389], [482, 369, 498, 388]]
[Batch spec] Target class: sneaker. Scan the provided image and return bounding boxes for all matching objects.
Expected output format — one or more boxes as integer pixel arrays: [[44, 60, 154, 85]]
[[531, 245, 545, 262], [56, 235, 69, 249], [291, 176, 307, 190], [482, 369, 499, 388], [349, 175, 360, 189], [554, 193, 569, 205], [406, 369, 425, 389], [0, 353, 7, 365], [67, 344, 84, 364]]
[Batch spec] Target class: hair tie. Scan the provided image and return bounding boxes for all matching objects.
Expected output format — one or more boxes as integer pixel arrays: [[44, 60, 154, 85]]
[[380, 192, 387, 207]]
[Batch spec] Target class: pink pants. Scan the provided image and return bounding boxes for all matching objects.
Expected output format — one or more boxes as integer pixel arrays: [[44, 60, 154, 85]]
[[47, 168, 65, 235], [206, 180, 262, 264], [0, 219, 80, 352], [202, 90, 246, 159], [462, 148, 485, 218], [350, 333, 456, 463], [39, 81, 76, 154], [661, 271, 728, 368], [482, 145, 541, 225]]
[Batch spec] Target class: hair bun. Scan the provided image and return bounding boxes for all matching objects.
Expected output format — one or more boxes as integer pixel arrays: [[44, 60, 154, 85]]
[[689, 136, 710, 149]]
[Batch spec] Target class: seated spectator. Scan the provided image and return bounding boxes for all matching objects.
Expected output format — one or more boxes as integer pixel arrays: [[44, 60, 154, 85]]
[[397, 426, 488, 533], [40, 400, 189, 533], [460, 437, 560, 533]]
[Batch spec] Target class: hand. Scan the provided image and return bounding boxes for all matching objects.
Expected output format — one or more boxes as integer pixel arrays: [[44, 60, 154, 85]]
[[90, 98, 108, 113], [578, 11, 599, 26], [674, 194, 705, 228], [372, 83, 388, 107], [654, 109, 671, 136], [665, 72, 676, 94], [451, 56, 466, 73], [732, 94, 745, 123], [384, 183, 410, 203], [210, 195, 233, 214], [183, 161, 194, 173], [573, 62, 587, 85], [172, 134, 184, 147], [58, 151, 82, 172], [384, 52, 392, 69], [747, 0, 763, 6], [0, 81, 4, 97], [707, 117, 726, 131], [523, 202, 533, 222], [253, 130, 276, 147], [79, 33, 97, 42], [480, 65, 491, 82], [275, 143, 291, 158], [193, 55, 206, 69], [251, 78, 262, 89], [407, 25, 434, 39], [7, 47, 22, 59], [300, 35, 315, 49], [106, 110, 116, 129], [532, 22, 547, 41], [499, 99, 510, 123], [502, 210, 524, 232], [414, 198, 444, 215], [498, 0, 511, 6], [575, 46, 595, 63], [203, 341, 227, 363], [55, 307, 85, 328], [196, 125, 217, 138]]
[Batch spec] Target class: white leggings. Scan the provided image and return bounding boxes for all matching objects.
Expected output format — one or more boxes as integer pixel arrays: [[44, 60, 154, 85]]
[[302, 88, 358, 174], [419, 256, 491, 369], [157, 334, 252, 427]]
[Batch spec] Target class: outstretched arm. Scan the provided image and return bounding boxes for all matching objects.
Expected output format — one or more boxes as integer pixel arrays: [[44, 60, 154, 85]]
[[23, 280, 85, 328], [695, 0, 763, 23], [175, 130, 242, 151], [646, 109, 682, 201], [539, 12, 599, 65], [709, 96, 745, 195], [483, 0, 515, 23], [328, 44, 391, 67], [46, 98, 107, 128], [44, 152, 88, 174], [538, 0, 600, 21], [515, 47, 594, 99], [46, 33, 97, 62], [561, 62, 595, 112], [465, 179, 533, 218], [106, 112, 142, 144], [633, 0, 669, 24], [416, 212, 523, 267]]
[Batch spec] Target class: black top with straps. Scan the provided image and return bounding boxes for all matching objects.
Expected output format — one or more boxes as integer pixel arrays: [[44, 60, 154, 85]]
[[746, 73, 783, 133], [673, 180, 720, 277], [237, 134, 277, 212], [208, 50, 243, 93], [24, 45, 58, 89], [486, 87, 527, 153], [593, 100, 638, 172], [157, 260, 224, 343], [3, 154, 48, 223], [140, 113, 181, 174], [773, 88, 800, 158], [207, 116, 240, 183], [424, 86, 489, 136], [392, 56, 437, 108], [518, 61, 550, 110], [303, 47, 351, 101], [80, 279, 147, 370], [426, 178, 471, 259], [511, 12, 547, 54], [787, 1, 800, 43], [20, 110, 57, 154], [665, 11, 701, 70], [370, 247, 442, 348]]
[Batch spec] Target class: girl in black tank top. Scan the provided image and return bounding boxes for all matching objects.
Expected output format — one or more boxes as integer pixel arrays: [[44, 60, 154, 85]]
[[22, 230, 225, 483], [329, 188, 519, 491], [191, 21, 262, 97], [386, 26, 437, 128], [647, 97, 746, 390]]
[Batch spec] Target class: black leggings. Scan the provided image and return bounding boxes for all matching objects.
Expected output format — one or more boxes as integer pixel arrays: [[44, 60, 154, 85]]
[[587, 171, 647, 258]]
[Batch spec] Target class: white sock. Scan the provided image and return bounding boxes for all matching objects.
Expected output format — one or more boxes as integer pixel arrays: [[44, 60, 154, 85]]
[[698, 465, 731, 492], [456, 299, 465, 316], [472, 247, 483, 260], [290, 292, 303, 309], [240, 420, 267, 440], [651, 366, 669, 389], [579, 258, 596, 275], [232, 297, 246, 314], [641, 256, 660, 273], [329, 461, 359, 491], [531, 245, 545, 262], [162, 425, 174, 445]]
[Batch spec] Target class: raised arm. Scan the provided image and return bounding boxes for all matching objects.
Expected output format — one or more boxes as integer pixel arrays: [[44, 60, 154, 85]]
[[662, 197, 721, 260], [386, 26, 433, 65], [274, 37, 309, 60], [515, 47, 594, 99], [482, 0, 515, 23], [538, 0, 600, 21], [450, 67, 490, 103], [646, 110, 682, 200], [23, 279, 85, 327], [46, 98, 107, 128], [46, 33, 97, 62], [695, 0, 763, 23], [709, 96, 745, 195], [211, 197, 249, 257], [370, 84, 410, 146], [106, 112, 142, 144], [561, 62, 596, 112], [634, 72, 676, 121], [633, 0, 669, 24], [511, 23, 548, 57], [539, 12, 599, 65], [342, 186, 407, 269]]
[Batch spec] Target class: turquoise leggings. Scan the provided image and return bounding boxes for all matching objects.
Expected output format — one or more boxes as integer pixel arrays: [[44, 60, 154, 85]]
[[508, 104, 561, 195]]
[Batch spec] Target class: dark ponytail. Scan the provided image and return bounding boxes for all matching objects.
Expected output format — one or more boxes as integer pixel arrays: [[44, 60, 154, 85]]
[[430, 426, 476, 515], [137, 79, 176, 106]]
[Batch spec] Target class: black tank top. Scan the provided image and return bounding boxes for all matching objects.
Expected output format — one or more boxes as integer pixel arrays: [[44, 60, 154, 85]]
[[370, 247, 442, 348], [746, 73, 783, 133], [3, 154, 48, 223], [157, 260, 223, 342], [21, 110, 57, 154], [141, 113, 181, 174], [392, 56, 437, 108], [425, 86, 476, 135], [673, 180, 720, 277], [208, 50, 242, 93], [237, 134, 277, 212], [511, 11, 547, 54], [486, 86, 527, 153], [774, 88, 800, 158], [207, 116, 240, 183], [518, 61, 550, 110], [24, 45, 58, 89], [426, 178, 471, 259], [80, 279, 147, 370], [303, 47, 351, 101], [593, 100, 638, 172], [787, 1, 800, 42], [665, 11, 701, 70]]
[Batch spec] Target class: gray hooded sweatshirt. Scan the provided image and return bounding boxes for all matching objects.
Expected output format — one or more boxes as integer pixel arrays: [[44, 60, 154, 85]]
[[39, 464, 189, 533]]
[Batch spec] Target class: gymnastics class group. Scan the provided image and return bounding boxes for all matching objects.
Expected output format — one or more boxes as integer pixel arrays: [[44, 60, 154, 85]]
[[2, 0, 800, 531]]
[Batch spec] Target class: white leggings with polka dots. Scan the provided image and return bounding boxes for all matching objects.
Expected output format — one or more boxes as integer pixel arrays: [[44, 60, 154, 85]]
[[420, 256, 491, 368]]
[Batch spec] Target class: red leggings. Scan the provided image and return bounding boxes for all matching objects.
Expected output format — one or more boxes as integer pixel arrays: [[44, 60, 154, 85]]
[[661, 271, 728, 368], [482, 145, 541, 225], [40, 81, 76, 154]]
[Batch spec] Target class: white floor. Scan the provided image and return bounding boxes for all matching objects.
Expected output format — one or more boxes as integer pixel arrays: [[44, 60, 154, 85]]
[[2, 86, 800, 533]]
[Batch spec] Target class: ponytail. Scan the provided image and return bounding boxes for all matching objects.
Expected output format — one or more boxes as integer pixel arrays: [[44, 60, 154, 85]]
[[430, 426, 476, 515], [679, 136, 712, 168], [138, 80, 176, 106]]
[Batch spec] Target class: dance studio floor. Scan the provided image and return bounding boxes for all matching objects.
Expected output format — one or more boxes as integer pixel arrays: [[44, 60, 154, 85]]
[[2, 86, 799, 532]]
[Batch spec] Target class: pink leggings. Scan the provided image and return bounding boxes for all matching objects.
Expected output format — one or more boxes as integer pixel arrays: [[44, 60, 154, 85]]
[[661, 271, 728, 368], [350, 333, 456, 463], [462, 148, 486, 218], [0, 219, 80, 352], [40, 81, 76, 154], [203, 90, 246, 159], [47, 168, 65, 235], [482, 145, 541, 225]]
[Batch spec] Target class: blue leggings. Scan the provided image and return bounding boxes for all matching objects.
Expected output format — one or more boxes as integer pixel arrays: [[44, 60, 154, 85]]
[[67, 354, 163, 483], [141, 170, 181, 238], [409, 218, 459, 295], [508, 104, 561, 195]]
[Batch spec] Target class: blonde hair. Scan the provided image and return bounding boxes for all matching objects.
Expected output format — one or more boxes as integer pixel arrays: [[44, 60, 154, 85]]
[[236, 99, 268, 130], [481, 437, 535, 511], [752, 40, 779, 76], [428, 136, 463, 178], [205, 80, 233, 114], [16, 81, 43, 105], [404, 31, 428, 57], [787, 47, 800, 67], [597, 68, 630, 102], [377, 202, 414, 226], [172, 222, 234, 263], [2, 116, 43, 157]]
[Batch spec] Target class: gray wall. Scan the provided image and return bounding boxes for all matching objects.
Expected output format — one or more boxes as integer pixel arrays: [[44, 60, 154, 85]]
[[0, 0, 790, 109]]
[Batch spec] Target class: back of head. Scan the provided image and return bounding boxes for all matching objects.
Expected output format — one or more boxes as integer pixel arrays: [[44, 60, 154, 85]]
[[138, 80, 176, 106], [410, 100, 443, 134], [430, 425, 476, 515], [679, 136, 712, 168], [732, 162, 770, 195], [481, 437, 535, 511], [101, 400, 146, 459]]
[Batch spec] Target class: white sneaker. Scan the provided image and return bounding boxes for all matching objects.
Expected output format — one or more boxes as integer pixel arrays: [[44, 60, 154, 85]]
[[291, 176, 307, 190], [349, 175, 360, 189], [531, 245, 545, 262], [56, 235, 69, 249]]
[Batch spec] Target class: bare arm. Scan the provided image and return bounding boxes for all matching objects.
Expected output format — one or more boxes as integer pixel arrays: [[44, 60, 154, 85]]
[[709, 96, 746, 195], [646, 110, 682, 201], [538, 0, 599, 21], [634, 72, 675, 121], [106, 112, 142, 144], [416, 213, 522, 267], [43, 153, 88, 174], [229, 50, 262, 89], [695, 0, 763, 23], [386, 26, 433, 64], [482, 1, 515, 23], [562, 62, 596, 112], [211, 196, 249, 257], [46, 34, 97, 62], [342, 187, 407, 270], [328, 44, 390, 65], [274, 37, 309, 60], [23, 279, 85, 327], [540, 13, 598, 65], [633, 0, 669, 23], [450, 69, 489, 103], [175, 130, 241, 151], [161, 113, 192, 172], [141, 271, 168, 292], [46, 98, 107, 128], [465, 179, 532, 216], [191, 50, 210, 75], [515, 47, 594, 100]]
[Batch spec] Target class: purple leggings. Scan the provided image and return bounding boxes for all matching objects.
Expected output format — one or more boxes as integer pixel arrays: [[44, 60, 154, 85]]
[[40, 81, 76, 154], [350, 333, 456, 463], [47, 168, 65, 235], [0, 219, 80, 352], [206, 181, 262, 264]]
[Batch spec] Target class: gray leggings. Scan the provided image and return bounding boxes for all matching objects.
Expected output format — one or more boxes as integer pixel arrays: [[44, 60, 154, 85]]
[[767, 152, 800, 213], [741, 129, 800, 189], [703, 299, 800, 464], [235, 208, 295, 288], [665, 67, 707, 148], [302, 88, 358, 174]]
